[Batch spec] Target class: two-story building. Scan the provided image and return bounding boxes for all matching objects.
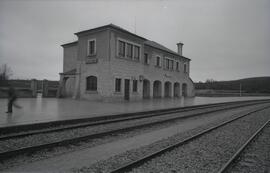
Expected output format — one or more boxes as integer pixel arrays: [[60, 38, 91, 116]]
[[59, 24, 194, 101]]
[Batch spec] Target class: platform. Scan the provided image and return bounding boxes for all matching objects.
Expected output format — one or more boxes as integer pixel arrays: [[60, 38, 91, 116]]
[[1, 96, 270, 128]]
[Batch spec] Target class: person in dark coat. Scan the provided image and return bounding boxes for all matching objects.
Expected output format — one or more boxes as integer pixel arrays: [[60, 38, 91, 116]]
[[6, 84, 20, 113]]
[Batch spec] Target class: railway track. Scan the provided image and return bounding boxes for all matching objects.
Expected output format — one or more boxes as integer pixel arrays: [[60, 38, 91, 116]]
[[217, 119, 270, 173], [110, 104, 270, 173], [1, 99, 269, 140], [0, 100, 269, 161]]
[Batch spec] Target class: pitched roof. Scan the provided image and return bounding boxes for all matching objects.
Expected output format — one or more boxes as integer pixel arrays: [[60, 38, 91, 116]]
[[75, 24, 147, 40], [61, 41, 78, 47], [144, 40, 190, 61], [62, 24, 190, 61]]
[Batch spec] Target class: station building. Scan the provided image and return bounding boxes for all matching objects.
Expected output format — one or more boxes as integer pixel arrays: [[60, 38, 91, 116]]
[[59, 24, 194, 101]]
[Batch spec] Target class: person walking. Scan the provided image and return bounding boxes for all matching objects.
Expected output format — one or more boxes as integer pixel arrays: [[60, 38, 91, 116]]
[[6, 84, 21, 113]]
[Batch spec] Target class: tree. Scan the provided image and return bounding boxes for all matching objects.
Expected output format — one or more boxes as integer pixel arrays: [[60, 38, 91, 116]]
[[0, 64, 13, 81]]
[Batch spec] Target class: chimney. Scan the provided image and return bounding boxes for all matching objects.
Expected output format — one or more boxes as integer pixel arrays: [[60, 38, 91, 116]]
[[176, 42, 184, 56]]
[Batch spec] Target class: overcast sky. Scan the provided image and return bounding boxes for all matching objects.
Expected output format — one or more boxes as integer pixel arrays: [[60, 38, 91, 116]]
[[0, 0, 269, 82]]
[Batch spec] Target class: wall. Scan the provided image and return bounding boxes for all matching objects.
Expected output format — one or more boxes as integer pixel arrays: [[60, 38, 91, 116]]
[[76, 29, 111, 100], [72, 27, 194, 101], [63, 44, 77, 72]]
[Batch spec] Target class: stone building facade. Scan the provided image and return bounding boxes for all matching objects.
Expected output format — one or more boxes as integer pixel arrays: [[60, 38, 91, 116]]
[[59, 24, 194, 101]]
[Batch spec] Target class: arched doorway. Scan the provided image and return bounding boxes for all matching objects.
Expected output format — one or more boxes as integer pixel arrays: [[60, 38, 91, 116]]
[[153, 80, 162, 98], [174, 82, 180, 97], [164, 81, 172, 97], [143, 79, 150, 99], [182, 83, 187, 97]]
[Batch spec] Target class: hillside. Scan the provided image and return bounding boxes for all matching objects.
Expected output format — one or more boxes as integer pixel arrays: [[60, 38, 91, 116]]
[[195, 77, 270, 93]]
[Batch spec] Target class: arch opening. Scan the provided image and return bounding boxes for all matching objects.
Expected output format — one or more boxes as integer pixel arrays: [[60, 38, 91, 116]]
[[174, 82, 180, 97], [153, 80, 162, 98], [164, 81, 172, 97], [143, 79, 150, 99]]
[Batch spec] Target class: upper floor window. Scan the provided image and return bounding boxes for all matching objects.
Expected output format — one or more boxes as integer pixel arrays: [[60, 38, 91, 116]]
[[127, 43, 133, 59], [176, 62, 179, 71], [134, 46, 140, 61], [118, 40, 125, 57], [86, 76, 97, 91], [156, 56, 161, 67], [144, 53, 149, 65], [87, 39, 96, 56], [164, 58, 174, 70], [115, 78, 121, 92], [184, 64, 187, 73]]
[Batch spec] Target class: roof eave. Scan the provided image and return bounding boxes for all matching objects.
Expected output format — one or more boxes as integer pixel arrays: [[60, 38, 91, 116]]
[[61, 41, 78, 47], [74, 24, 147, 41], [144, 43, 191, 61]]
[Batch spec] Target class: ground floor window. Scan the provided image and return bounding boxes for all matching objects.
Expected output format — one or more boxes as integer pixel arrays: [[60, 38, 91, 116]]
[[86, 76, 97, 91], [133, 80, 138, 92], [115, 78, 121, 92]]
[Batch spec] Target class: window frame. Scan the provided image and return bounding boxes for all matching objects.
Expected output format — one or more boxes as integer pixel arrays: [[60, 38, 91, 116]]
[[86, 76, 97, 91], [156, 56, 161, 67], [134, 45, 140, 61], [117, 38, 141, 61], [184, 63, 188, 73], [126, 43, 133, 59], [144, 53, 149, 65], [176, 61, 180, 71], [164, 57, 174, 70], [133, 80, 138, 92], [115, 78, 122, 92], [87, 39, 96, 56], [118, 40, 126, 57]]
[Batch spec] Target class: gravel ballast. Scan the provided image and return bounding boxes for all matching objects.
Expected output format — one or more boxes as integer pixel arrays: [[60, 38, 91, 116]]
[[226, 123, 270, 173], [128, 108, 270, 173], [75, 105, 270, 173], [2, 104, 263, 171], [1, 103, 269, 171]]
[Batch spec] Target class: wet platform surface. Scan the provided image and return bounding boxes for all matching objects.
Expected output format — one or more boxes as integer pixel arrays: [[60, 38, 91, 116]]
[[1, 96, 270, 127]]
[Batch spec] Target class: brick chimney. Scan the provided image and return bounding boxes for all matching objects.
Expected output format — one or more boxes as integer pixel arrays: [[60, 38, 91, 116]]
[[176, 42, 184, 56]]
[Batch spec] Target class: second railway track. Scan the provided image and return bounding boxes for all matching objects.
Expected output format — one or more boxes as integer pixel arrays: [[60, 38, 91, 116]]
[[0, 100, 270, 163], [1, 99, 269, 140], [109, 103, 270, 173]]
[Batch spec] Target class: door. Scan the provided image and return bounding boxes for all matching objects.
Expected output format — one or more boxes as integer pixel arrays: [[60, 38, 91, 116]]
[[124, 79, 130, 100]]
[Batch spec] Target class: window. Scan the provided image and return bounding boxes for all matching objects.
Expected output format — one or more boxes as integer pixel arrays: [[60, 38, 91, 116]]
[[115, 78, 121, 92], [165, 59, 169, 69], [86, 76, 97, 91], [133, 80, 138, 92], [126, 43, 133, 59], [119, 40, 125, 57], [156, 56, 161, 67], [87, 40, 96, 56], [176, 62, 179, 71], [134, 46, 140, 61], [144, 53, 149, 65], [164, 58, 174, 70], [184, 64, 187, 73], [169, 60, 174, 70]]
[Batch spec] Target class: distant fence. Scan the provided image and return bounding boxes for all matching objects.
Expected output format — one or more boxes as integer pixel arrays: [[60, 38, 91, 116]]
[[0, 79, 59, 98], [195, 89, 270, 97]]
